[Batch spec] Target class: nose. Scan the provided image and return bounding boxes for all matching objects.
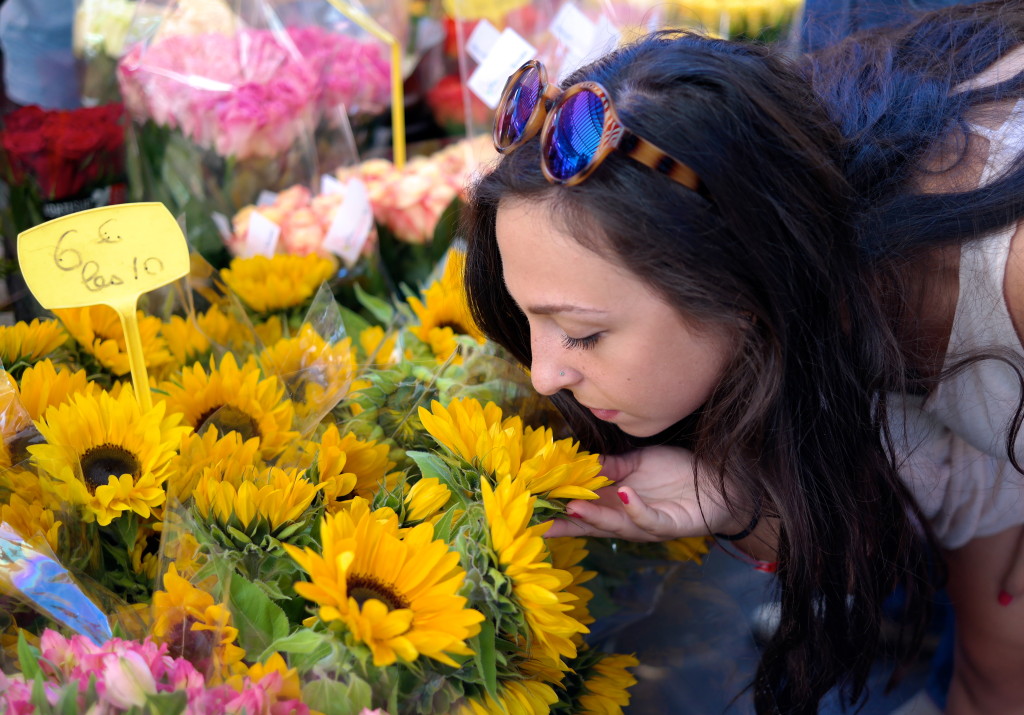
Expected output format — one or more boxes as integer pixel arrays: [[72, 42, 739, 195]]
[[529, 334, 579, 395]]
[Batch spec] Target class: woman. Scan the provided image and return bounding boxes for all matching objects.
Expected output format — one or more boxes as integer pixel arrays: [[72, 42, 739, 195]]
[[462, 2, 1024, 713]]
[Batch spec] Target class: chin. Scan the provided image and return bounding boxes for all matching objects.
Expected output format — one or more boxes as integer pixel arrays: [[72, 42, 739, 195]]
[[615, 422, 663, 438]]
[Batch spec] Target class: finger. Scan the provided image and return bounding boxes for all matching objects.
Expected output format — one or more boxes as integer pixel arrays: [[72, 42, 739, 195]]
[[614, 485, 701, 538], [544, 515, 622, 539], [1001, 528, 1024, 598], [557, 497, 662, 541]]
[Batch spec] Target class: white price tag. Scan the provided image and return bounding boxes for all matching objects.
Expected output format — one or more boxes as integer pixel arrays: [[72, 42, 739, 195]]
[[211, 212, 232, 241], [322, 179, 374, 267], [550, 2, 595, 56], [465, 19, 500, 64], [415, 16, 446, 51], [556, 13, 622, 82], [256, 190, 278, 207], [467, 27, 537, 109], [591, 15, 621, 57], [244, 212, 280, 258], [320, 174, 346, 196]]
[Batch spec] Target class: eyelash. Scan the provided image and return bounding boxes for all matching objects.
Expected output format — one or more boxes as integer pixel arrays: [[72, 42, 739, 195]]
[[561, 333, 600, 350]]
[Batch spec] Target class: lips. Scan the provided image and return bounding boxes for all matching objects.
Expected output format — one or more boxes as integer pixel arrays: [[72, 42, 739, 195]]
[[585, 406, 619, 421]]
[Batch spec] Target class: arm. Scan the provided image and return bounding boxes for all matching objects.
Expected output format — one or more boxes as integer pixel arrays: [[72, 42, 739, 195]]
[[944, 526, 1024, 714]]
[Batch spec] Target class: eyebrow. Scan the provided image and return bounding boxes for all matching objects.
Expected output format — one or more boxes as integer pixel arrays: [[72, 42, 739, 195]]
[[525, 304, 609, 316]]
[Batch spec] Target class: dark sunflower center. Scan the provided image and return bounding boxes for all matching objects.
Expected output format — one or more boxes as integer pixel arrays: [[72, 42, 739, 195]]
[[164, 615, 215, 671], [436, 320, 467, 333], [6, 425, 45, 466], [80, 443, 141, 493], [284, 365, 328, 399], [196, 404, 261, 442], [348, 574, 409, 611]]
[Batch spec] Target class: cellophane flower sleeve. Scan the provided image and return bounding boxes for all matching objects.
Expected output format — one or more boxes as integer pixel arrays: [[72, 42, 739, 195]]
[[116, 0, 322, 265]]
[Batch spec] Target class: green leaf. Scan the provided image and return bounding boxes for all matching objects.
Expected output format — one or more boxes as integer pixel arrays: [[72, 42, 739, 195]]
[[302, 677, 374, 715], [30, 675, 53, 714], [431, 506, 460, 542], [354, 282, 394, 325], [227, 575, 291, 656], [474, 619, 499, 702], [57, 683, 80, 715], [339, 304, 373, 339], [144, 691, 188, 715], [258, 628, 328, 662], [18, 631, 42, 680], [406, 451, 452, 483]]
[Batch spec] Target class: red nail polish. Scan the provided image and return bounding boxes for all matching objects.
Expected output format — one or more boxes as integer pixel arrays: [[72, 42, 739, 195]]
[[617, 490, 629, 505], [999, 590, 1013, 606], [567, 510, 583, 518]]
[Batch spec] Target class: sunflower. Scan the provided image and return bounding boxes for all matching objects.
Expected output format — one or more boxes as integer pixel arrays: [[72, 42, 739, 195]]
[[159, 352, 297, 461], [406, 250, 485, 364], [29, 390, 190, 526], [151, 564, 245, 681], [547, 536, 597, 642], [14, 360, 102, 423], [260, 325, 358, 422], [316, 424, 399, 508], [404, 477, 452, 523], [55, 305, 173, 377], [161, 314, 211, 366], [227, 652, 302, 701], [481, 477, 587, 670], [420, 398, 612, 502], [407, 284, 485, 365], [573, 653, 640, 715], [456, 679, 559, 715], [358, 325, 399, 365], [161, 305, 254, 367], [191, 464, 320, 540], [285, 497, 484, 667], [0, 319, 67, 371], [130, 521, 162, 580], [166, 427, 262, 504], [0, 494, 60, 552], [220, 254, 337, 314], [664, 536, 712, 564]]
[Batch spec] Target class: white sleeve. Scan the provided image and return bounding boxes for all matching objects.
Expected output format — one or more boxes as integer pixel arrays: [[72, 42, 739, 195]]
[[891, 397, 1024, 549]]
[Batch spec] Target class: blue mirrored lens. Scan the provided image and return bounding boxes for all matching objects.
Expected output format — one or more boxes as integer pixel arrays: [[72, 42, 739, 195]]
[[544, 89, 604, 181], [496, 66, 541, 148]]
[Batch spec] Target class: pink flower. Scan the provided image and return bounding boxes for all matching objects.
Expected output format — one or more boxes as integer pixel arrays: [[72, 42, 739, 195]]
[[101, 651, 157, 709]]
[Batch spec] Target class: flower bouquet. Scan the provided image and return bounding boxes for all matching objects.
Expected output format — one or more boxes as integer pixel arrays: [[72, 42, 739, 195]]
[[0, 103, 128, 320], [0, 239, 712, 712], [73, 0, 156, 106], [333, 135, 497, 288], [116, 0, 323, 264], [272, 0, 394, 170]]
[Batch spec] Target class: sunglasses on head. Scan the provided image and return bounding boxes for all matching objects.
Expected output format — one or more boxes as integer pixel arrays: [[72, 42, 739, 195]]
[[492, 59, 700, 190]]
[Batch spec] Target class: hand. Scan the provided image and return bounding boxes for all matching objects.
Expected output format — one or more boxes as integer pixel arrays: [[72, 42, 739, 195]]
[[545, 445, 743, 541]]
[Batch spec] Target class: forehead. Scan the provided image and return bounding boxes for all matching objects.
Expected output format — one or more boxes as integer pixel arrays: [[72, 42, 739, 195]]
[[495, 199, 655, 307]]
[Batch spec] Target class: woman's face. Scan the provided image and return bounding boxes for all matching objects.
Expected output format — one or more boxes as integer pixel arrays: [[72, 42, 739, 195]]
[[495, 199, 736, 438]]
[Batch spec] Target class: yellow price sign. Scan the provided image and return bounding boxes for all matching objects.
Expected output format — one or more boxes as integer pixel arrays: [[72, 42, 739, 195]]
[[17, 202, 190, 412]]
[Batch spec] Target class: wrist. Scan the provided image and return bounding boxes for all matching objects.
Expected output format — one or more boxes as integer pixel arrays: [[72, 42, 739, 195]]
[[713, 501, 762, 541]]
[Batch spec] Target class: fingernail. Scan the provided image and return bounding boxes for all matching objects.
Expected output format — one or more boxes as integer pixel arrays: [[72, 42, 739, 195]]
[[567, 510, 583, 518], [999, 590, 1013, 607], [617, 490, 629, 505]]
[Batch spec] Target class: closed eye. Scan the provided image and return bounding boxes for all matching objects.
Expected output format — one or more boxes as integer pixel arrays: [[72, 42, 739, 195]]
[[561, 333, 600, 350]]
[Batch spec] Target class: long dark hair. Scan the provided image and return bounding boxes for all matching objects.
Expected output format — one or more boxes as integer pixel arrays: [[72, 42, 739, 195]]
[[462, 3, 1024, 713]]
